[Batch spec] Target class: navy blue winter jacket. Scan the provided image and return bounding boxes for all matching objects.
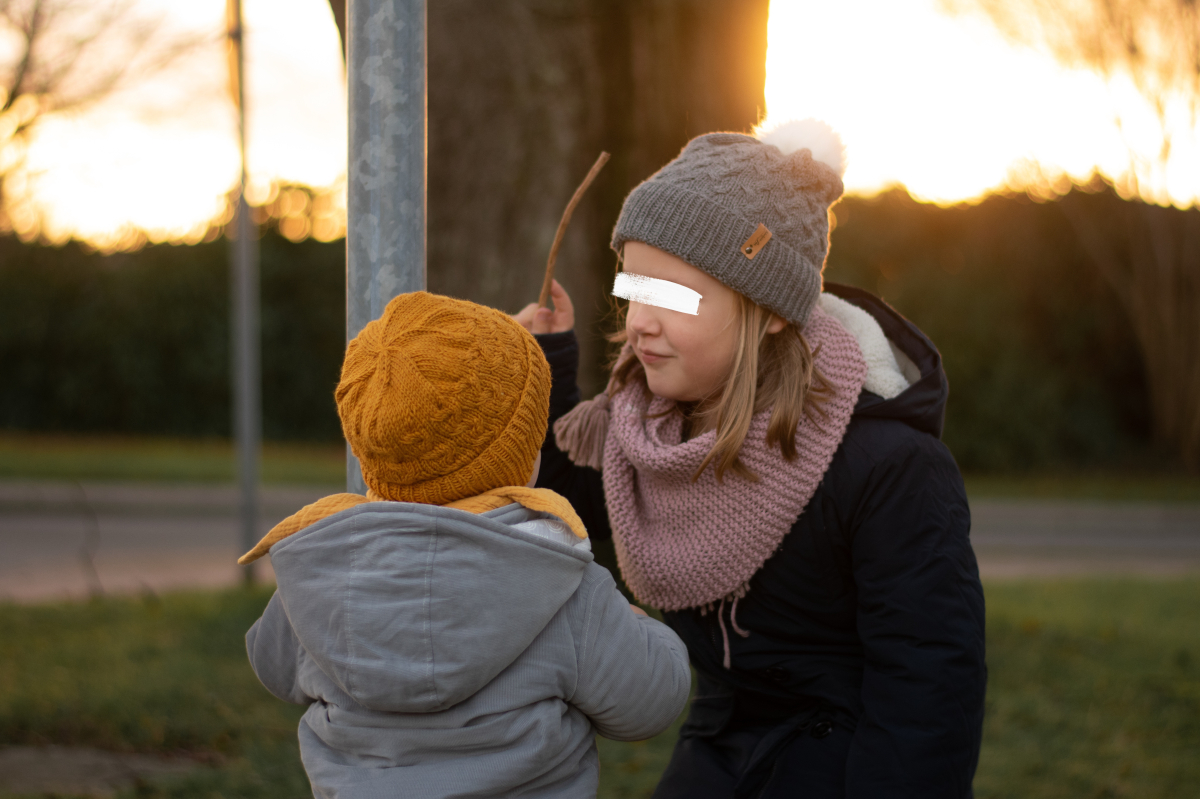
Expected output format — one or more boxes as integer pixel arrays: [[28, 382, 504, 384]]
[[534, 284, 986, 798]]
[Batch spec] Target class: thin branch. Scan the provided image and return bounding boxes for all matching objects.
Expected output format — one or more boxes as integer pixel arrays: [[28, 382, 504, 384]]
[[538, 151, 610, 307], [0, 2, 42, 114], [1, 0, 205, 135]]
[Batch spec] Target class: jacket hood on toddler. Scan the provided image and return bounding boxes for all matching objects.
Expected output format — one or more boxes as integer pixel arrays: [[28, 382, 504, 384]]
[[268, 500, 591, 714]]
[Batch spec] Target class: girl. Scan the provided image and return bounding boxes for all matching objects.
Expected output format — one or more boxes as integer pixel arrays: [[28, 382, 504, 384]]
[[515, 120, 986, 798]]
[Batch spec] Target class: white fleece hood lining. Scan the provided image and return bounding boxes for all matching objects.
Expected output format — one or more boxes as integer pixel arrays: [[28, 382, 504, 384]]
[[818, 293, 914, 400]]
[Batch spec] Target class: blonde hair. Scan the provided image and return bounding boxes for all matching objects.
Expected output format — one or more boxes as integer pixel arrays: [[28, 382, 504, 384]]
[[608, 292, 830, 483]]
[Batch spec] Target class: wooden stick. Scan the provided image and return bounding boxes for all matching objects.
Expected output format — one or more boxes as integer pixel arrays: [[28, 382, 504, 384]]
[[538, 151, 610, 308]]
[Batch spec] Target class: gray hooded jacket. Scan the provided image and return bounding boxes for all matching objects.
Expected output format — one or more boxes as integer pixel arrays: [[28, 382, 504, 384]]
[[246, 501, 691, 798]]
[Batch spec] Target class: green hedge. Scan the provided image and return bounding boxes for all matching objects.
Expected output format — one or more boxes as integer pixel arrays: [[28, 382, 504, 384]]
[[826, 189, 1150, 470], [0, 189, 1162, 469], [0, 233, 345, 442]]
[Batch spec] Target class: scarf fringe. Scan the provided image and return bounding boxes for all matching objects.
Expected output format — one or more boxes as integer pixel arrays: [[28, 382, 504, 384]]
[[697, 583, 750, 616], [552, 393, 610, 471]]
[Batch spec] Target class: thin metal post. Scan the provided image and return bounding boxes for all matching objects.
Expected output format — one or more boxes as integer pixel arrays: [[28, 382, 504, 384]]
[[232, 193, 260, 584], [346, 0, 427, 493], [228, 0, 260, 582]]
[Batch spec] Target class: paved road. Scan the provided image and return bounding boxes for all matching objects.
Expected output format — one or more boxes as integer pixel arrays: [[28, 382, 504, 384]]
[[0, 480, 331, 602], [970, 498, 1200, 577], [2, 480, 1198, 602]]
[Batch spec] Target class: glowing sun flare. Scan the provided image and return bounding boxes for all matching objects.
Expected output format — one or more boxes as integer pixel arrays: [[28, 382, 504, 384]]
[[761, 0, 1200, 208], [3, 0, 347, 250]]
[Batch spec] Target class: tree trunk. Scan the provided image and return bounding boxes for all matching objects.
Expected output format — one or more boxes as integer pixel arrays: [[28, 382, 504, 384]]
[[1060, 188, 1200, 468], [330, 0, 768, 390], [423, 0, 769, 395], [327, 0, 347, 57]]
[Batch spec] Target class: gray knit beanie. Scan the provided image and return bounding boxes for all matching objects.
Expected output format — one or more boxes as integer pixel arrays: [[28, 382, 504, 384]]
[[611, 119, 846, 327]]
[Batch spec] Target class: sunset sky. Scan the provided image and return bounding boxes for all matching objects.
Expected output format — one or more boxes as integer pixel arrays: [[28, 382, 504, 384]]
[[3, 0, 1198, 249], [4, 0, 347, 250], [762, 0, 1200, 208]]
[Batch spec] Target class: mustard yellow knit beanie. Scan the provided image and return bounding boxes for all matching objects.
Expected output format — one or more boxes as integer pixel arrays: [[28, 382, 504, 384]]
[[335, 292, 551, 505]]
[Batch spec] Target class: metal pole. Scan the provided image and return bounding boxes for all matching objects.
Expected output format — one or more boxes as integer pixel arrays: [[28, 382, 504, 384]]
[[232, 196, 260, 584], [228, 0, 260, 582], [345, 0, 427, 493]]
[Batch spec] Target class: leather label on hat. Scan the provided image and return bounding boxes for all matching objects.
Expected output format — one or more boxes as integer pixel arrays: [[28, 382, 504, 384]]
[[741, 224, 772, 260]]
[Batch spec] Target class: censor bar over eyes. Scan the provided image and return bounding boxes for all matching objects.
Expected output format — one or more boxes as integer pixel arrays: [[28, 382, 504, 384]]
[[612, 272, 702, 315]]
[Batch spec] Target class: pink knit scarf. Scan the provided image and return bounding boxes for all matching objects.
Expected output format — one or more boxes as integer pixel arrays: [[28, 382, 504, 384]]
[[601, 306, 867, 611]]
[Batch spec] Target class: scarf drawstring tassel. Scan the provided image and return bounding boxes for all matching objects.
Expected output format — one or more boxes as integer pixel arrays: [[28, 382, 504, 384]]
[[718, 598, 732, 670], [730, 595, 751, 638], [716, 596, 752, 670]]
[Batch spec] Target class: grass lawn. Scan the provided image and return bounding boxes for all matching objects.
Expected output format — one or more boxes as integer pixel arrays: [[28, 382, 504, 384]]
[[977, 580, 1199, 798], [0, 433, 345, 486], [1, 579, 1197, 798]]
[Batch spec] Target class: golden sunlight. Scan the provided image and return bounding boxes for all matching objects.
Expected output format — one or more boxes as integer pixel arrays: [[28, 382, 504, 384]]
[[762, 0, 1200, 207], [9, 0, 1198, 250], [5, 0, 346, 250]]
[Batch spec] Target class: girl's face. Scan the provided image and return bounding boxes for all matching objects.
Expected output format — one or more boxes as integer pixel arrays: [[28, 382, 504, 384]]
[[622, 242, 741, 404]]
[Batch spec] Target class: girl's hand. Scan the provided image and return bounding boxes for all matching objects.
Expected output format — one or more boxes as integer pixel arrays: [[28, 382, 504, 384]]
[[513, 279, 575, 334], [630, 604, 648, 617]]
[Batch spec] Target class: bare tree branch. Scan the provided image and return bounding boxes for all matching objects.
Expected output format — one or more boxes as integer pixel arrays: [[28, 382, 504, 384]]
[[942, 0, 1200, 163], [0, 1, 44, 114], [0, 0, 206, 230]]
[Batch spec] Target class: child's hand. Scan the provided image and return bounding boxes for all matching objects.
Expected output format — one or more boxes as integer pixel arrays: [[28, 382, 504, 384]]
[[513, 279, 575, 334], [630, 604, 648, 617]]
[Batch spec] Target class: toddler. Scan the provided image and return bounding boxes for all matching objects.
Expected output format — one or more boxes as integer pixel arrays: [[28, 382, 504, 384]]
[[241, 291, 690, 798]]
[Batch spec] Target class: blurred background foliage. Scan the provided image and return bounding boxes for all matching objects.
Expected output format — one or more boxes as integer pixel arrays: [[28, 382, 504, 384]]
[[0, 231, 344, 443], [826, 186, 1156, 471], [0, 181, 1176, 473], [1, 0, 1193, 473]]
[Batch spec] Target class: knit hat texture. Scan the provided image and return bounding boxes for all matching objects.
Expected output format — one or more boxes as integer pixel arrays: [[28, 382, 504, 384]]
[[335, 292, 551, 505], [611, 120, 845, 327]]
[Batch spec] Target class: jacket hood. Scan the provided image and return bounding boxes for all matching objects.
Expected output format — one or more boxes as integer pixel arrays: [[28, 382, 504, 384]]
[[268, 502, 592, 713], [825, 282, 949, 438]]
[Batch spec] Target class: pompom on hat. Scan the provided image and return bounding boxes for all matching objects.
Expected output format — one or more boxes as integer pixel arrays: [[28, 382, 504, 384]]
[[336, 292, 551, 505], [611, 118, 846, 327]]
